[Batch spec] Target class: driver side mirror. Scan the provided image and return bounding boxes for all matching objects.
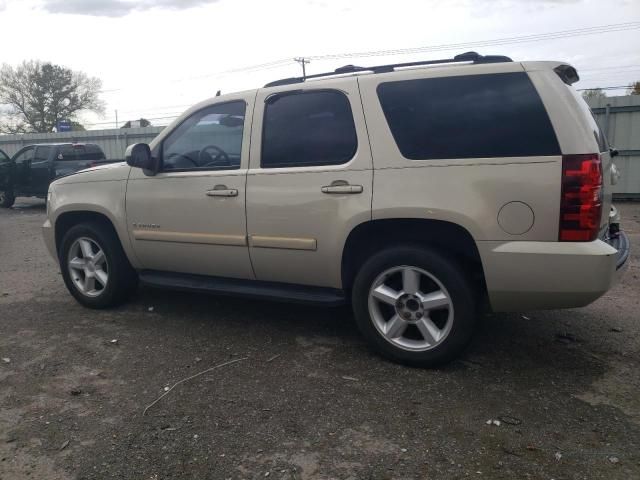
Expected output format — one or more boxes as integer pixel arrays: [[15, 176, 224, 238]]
[[125, 143, 158, 174]]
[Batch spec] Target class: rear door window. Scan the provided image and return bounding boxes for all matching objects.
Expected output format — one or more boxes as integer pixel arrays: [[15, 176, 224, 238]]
[[261, 90, 358, 168], [377, 72, 561, 160]]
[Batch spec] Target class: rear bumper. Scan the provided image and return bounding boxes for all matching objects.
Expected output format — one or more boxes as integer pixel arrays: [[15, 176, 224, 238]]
[[478, 233, 629, 312]]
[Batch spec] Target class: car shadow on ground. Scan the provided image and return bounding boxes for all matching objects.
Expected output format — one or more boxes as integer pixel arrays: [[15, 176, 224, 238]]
[[126, 285, 606, 382], [8, 200, 46, 212]]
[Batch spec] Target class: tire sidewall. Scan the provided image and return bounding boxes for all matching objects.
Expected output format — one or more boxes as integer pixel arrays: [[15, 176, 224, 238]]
[[59, 223, 130, 308], [0, 189, 15, 208], [352, 245, 476, 367]]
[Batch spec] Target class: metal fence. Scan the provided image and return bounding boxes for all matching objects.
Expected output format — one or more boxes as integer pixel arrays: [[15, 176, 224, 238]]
[[0, 127, 164, 160], [0, 95, 638, 197], [587, 95, 640, 199]]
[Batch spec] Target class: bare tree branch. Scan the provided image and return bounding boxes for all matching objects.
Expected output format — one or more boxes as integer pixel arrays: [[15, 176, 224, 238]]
[[0, 60, 104, 133]]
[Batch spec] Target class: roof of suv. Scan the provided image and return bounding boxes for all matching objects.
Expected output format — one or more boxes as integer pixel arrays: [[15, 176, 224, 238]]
[[264, 51, 514, 88]]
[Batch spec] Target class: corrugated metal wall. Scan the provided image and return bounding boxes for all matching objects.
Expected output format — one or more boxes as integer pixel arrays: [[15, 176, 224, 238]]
[[0, 127, 164, 160], [587, 95, 640, 198], [0, 95, 638, 196]]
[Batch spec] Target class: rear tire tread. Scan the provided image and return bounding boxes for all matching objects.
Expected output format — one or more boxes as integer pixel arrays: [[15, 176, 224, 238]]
[[352, 244, 477, 367]]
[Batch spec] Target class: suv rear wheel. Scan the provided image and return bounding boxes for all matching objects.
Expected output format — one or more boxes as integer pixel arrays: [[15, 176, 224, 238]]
[[60, 222, 137, 309], [352, 246, 477, 367], [0, 188, 15, 208]]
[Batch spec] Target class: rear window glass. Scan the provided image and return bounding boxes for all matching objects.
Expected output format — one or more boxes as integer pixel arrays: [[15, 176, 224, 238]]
[[377, 72, 561, 160], [58, 145, 105, 161]]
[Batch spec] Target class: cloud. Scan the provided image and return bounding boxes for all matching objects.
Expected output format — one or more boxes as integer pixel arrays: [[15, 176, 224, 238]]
[[40, 0, 220, 17]]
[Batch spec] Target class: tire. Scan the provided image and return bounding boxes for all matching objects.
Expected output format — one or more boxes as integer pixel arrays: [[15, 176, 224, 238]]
[[59, 222, 138, 309], [0, 188, 15, 208], [352, 245, 477, 367]]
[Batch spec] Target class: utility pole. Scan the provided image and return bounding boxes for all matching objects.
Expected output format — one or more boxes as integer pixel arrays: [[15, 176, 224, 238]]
[[115, 109, 119, 129], [294, 57, 310, 79]]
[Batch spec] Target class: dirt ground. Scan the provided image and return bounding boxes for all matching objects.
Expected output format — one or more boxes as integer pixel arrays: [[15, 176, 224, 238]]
[[1, 199, 639, 480]]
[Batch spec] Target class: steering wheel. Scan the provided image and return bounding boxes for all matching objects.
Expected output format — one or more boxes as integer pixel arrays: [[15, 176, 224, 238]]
[[166, 153, 198, 168], [199, 145, 230, 167]]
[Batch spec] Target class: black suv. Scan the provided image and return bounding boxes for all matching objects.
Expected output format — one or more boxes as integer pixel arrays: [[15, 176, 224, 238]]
[[0, 143, 111, 208]]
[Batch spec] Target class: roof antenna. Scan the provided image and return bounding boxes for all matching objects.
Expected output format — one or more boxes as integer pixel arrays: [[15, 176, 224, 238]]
[[215, 90, 221, 97], [294, 57, 310, 80]]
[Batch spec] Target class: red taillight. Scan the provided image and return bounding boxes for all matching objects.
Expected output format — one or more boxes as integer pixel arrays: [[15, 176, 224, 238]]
[[559, 154, 602, 242]]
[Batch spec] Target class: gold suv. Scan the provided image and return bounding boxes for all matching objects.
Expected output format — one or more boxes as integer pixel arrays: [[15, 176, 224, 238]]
[[43, 52, 630, 366]]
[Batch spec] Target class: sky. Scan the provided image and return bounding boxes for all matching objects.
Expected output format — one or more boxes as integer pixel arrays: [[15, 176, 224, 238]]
[[0, 0, 639, 129]]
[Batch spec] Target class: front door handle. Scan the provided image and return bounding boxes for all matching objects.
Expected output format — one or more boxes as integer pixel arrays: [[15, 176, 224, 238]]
[[321, 180, 363, 194], [206, 185, 238, 197]]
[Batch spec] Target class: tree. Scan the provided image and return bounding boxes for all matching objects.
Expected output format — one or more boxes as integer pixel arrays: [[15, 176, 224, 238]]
[[581, 88, 607, 100], [0, 60, 104, 133], [628, 81, 640, 95]]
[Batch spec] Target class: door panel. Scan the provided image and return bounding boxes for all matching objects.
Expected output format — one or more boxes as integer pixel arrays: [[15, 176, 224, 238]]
[[126, 170, 252, 278], [126, 94, 255, 279], [12, 147, 35, 193], [246, 78, 373, 289], [32, 146, 53, 194]]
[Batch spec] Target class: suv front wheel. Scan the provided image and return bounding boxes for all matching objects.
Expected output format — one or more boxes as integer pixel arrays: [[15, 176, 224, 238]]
[[352, 246, 477, 367], [60, 222, 137, 309]]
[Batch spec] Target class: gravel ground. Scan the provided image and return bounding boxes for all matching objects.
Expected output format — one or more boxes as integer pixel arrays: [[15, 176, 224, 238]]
[[1, 198, 639, 480]]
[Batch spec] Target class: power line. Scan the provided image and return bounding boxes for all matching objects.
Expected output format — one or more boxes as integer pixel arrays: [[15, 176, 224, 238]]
[[98, 22, 640, 94], [99, 59, 294, 94], [294, 57, 311, 79], [307, 22, 640, 61]]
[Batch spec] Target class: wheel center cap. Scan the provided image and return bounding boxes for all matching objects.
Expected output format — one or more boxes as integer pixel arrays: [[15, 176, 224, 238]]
[[86, 263, 95, 273], [406, 298, 420, 311], [395, 294, 423, 322]]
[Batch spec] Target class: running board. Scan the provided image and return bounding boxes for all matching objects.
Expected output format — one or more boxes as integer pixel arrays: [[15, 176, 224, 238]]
[[139, 270, 346, 306]]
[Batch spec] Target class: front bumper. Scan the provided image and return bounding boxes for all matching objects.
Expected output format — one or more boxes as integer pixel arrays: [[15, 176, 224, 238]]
[[479, 232, 629, 312], [42, 219, 57, 261]]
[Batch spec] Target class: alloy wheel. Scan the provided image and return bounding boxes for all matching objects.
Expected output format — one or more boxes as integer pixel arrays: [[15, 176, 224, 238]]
[[367, 265, 454, 351], [67, 237, 109, 297]]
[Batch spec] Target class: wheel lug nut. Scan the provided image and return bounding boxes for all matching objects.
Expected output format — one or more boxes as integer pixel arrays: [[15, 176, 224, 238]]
[[403, 312, 412, 320], [416, 312, 423, 319]]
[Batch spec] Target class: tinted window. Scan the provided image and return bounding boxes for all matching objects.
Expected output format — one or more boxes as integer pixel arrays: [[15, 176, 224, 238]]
[[261, 90, 357, 168], [377, 72, 560, 160], [34, 146, 52, 162], [13, 147, 34, 164], [162, 101, 246, 171], [58, 144, 105, 161]]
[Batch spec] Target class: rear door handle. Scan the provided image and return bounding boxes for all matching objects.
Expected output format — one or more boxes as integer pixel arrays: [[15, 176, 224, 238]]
[[206, 185, 238, 197], [321, 181, 363, 194]]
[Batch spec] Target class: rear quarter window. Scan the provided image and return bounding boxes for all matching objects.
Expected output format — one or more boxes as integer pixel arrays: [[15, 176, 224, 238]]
[[377, 72, 561, 160], [58, 145, 105, 161]]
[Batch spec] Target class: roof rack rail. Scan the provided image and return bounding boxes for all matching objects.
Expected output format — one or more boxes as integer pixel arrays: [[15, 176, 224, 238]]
[[264, 51, 513, 87]]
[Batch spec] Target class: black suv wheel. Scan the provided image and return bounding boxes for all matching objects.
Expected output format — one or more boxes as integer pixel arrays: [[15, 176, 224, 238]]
[[0, 189, 15, 208], [59, 222, 138, 309], [352, 245, 477, 367]]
